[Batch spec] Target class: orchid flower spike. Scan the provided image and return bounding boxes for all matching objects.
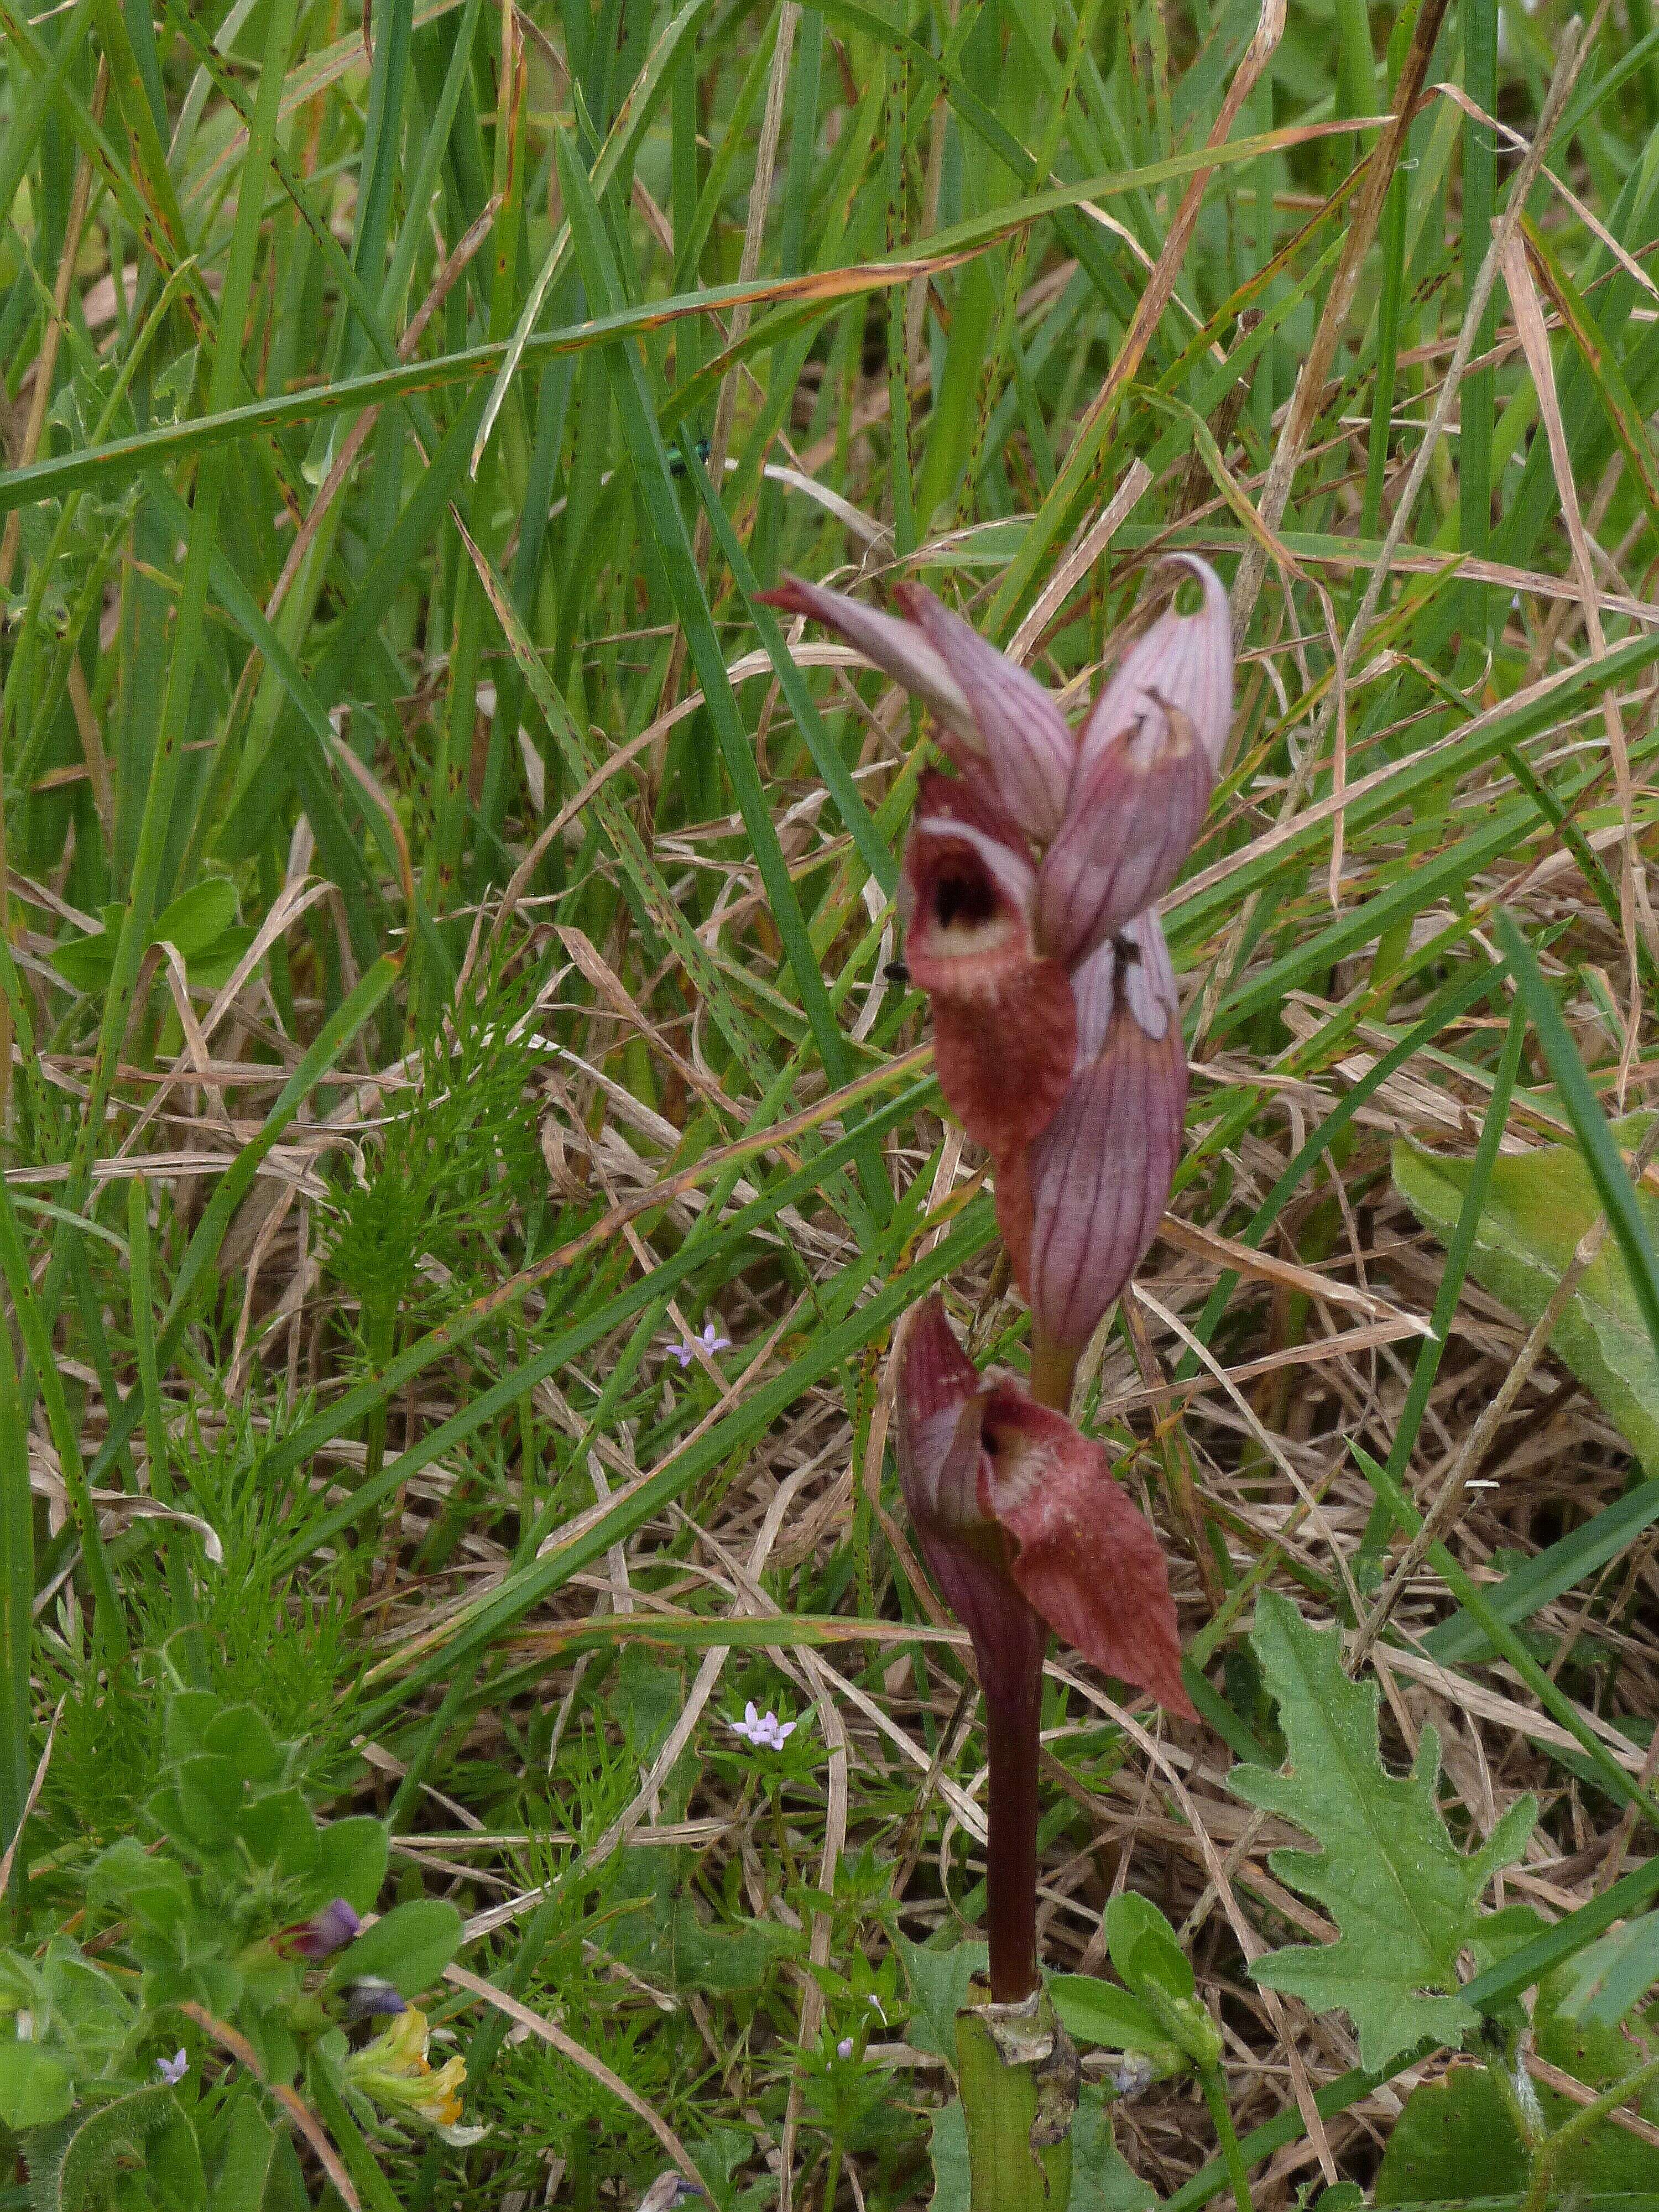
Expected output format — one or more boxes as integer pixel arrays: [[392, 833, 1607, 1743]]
[[896, 1297, 1193, 1721], [763, 562, 1230, 1358]]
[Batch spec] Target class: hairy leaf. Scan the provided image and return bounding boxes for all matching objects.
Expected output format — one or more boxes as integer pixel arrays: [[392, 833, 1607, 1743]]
[[1374, 1966, 1659, 2200], [1231, 1592, 1536, 2069]]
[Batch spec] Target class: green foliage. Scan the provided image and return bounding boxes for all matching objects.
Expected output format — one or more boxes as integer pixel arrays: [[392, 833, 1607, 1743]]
[[1394, 1116, 1659, 1476], [321, 958, 547, 1329], [928, 2089, 1155, 2212], [1557, 1912, 1659, 2029], [1374, 1967, 1659, 2201], [52, 882, 258, 995], [0, 1689, 465, 2206], [899, 1938, 989, 2063], [1232, 1592, 1537, 2070]]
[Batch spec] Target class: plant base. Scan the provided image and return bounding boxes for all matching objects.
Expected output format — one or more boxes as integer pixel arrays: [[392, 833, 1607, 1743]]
[[955, 1977, 1079, 2212]]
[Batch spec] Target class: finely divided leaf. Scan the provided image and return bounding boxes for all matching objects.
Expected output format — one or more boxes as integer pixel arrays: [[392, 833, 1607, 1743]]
[[1232, 1592, 1536, 2070]]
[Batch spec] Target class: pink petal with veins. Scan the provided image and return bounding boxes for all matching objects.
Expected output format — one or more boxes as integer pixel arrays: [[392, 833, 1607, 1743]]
[[758, 575, 979, 753], [1076, 555, 1233, 785], [1024, 916, 1186, 1352], [893, 583, 1076, 841], [1035, 705, 1212, 965]]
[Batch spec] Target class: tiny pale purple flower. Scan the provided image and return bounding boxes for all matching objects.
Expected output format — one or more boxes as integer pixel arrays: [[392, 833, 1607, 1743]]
[[836, 2037, 855, 2060], [728, 1702, 798, 1751], [276, 1896, 362, 1960], [665, 1321, 732, 1369], [345, 1978, 408, 2020], [156, 2049, 188, 2085]]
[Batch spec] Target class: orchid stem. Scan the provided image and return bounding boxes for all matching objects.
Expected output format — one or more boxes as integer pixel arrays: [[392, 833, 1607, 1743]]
[[984, 1676, 1042, 2004], [1029, 1334, 1077, 1414]]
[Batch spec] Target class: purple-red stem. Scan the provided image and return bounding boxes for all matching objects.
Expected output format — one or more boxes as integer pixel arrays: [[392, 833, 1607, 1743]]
[[984, 1666, 1043, 2004], [982, 1328, 1076, 2003]]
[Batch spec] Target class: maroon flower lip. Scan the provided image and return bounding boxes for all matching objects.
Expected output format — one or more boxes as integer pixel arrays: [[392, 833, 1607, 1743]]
[[764, 557, 1232, 1358], [895, 1298, 1194, 1724]]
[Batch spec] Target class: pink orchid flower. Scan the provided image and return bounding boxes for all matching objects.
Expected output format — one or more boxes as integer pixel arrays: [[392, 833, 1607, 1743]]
[[896, 1297, 1193, 1724], [760, 561, 1230, 1359], [896, 1296, 1192, 2001]]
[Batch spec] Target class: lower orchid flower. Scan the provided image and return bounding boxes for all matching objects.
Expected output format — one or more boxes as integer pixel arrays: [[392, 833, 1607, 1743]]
[[898, 1296, 1192, 2002]]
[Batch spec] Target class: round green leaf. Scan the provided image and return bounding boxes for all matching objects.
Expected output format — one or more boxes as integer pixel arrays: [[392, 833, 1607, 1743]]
[[0, 2042, 75, 2130]]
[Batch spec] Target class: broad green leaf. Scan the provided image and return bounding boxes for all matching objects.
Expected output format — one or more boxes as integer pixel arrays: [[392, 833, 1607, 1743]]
[[0, 2042, 74, 2129], [1374, 1967, 1659, 2200], [1230, 1592, 1536, 2070], [927, 2095, 973, 2212], [206, 2094, 277, 2211], [899, 1936, 988, 2063], [1393, 1115, 1659, 1477], [51, 880, 248, 992], [327, 1900, 461, 1999], [1048, 1978, 1170, 2054], [1104, 1894, 1194, 2004], [310, 1817, 388, 1918]]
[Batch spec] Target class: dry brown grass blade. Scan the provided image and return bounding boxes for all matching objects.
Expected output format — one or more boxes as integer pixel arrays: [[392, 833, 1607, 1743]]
[[1500, 225, 1657, 1102]]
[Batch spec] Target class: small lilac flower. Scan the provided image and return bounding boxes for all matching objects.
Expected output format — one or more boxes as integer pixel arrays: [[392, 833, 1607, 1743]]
[[156, 2049, 189, 2085], [836, 2037, 855, 2060], [665, 1321, 732, 1369], [345, 1978, 408, 2020], [276, 1896, 362, 1960], [728, 1702, 798, 1750]]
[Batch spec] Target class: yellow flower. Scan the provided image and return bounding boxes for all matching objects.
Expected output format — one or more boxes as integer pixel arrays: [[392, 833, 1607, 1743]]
[[346, 2007, 487, 2146]]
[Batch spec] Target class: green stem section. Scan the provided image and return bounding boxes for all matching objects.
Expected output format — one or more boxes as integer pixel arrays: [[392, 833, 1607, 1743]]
[[1199, 2068, 1255, 2212], [956, 1979, 1078, 2212], [1029, 1334, 1078, 1417]]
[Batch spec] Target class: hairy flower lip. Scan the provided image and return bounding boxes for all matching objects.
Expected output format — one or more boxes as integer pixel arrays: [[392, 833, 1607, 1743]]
[[902, 773, 1076, 1165], [896, 1300, 1194, 1720]]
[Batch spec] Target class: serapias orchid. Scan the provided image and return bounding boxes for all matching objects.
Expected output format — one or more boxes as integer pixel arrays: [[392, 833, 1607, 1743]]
[[760, 560, 1231, 1370], [897, 1296, 1192, 1719], [897, 1296, 1192, 2000]]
